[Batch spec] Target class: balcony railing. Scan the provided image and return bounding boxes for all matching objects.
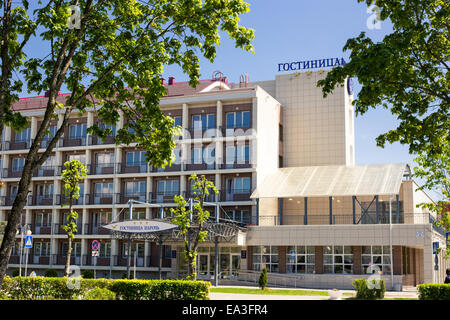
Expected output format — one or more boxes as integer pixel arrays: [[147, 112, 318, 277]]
[[28, 195, 54, 206], [182, 191, 218, 203], [116, 192, 147, 204], [51, 254, 82, 265], [4, 140, 31, 151], [3, 168, 24, 178], [59, 136, 87, 148], [219, 161, 252, 169], [149, 191, 179, 204], [82, 255, 112, 266], [185, 162, 216, 171], [87, 163, 116, 175], [258, 212, 432, 226], [151, 164, 183, 173], [32, 166, 56, 177], [0, 196, 18, 206], [87, 135, 115, 146], [56, 194, 85, 206], [117, 162, 149, 174], [53, 223, 83, 235], [33, 224, 53, 235], [85, 193, 114, 205], [83, 223, 111, 235], [219, 189, 252, 202]]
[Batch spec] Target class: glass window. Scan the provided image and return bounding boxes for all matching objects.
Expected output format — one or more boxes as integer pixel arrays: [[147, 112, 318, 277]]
[[192, 114, 215, 130], [362, 245, 392, 275], [125, 181, 146, 195], [252, 245, 279, 273], [192, 147, 202, 164], [96, 152, 115, 165], [226, 111, 251, 128], [157, 180, 179, 195], [232, 177, 251, 194], [12, 158, 25, 171], [94, 182, 113, 195], [15, 128, 30, 142], [286, 246, 315, 274], [66, 154, 86, 164], [69, 123, 87, 138], [323, 246, 353, 274], [126, 151, 146, 165], [173, 116, 182, 127], [37, 184, 54, 198], [99, 242, 111, 258], [93, 212, 112, 226]]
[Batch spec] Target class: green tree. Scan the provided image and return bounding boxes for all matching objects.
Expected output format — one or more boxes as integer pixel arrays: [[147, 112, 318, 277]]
[[0, 0, 254, 285], [171, 174, 218, 280], [317, 0, 449, 160], [61, 160, 88, 277], [258, 267, 268, 290]]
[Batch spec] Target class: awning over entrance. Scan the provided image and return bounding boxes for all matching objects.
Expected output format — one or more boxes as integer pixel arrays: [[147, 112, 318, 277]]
[[251, 163, 410, 199]]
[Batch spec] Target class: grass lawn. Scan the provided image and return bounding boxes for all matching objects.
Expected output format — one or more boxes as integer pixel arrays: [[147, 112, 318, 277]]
[[210, 287, 354, 297]]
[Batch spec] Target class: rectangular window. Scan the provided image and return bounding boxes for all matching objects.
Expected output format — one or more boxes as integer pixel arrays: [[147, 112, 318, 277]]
[[12, 158, 25, 172], [226, 111, 250, 129], [157, 180, 179, 195], [323, 245, 354, 274], [236, 144, 250, 163], [9, 185, 18, 198], [286, 246, 315, 274], [125, 181, 146, 195], [233, 177, 251, 194], [192, 147, 202, 164], [173, 116, 182, 127], [122, 243, 144, 258], [36, 213, 52, 226], [192, 114, 215, 130], [69, 123, 87, 138], [62, 242, 81, 257], [93, 212, 112, 226], [362, 246, 391, 275], [96, 152, 115, 165], [126, 151, 146, 166], [94, 182, 113, 195], [66, 154, 86, 164], [37, 184, 54, 198], [34, 242, 51, 257], [15, 128, 31, 142], [252, 246, 279, 273], [99, 243, 111, 258]]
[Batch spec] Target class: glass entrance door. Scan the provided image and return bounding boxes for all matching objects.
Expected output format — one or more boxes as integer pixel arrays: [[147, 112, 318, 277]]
[[231, 254, 240, 277], [197, 254, 209, 278]]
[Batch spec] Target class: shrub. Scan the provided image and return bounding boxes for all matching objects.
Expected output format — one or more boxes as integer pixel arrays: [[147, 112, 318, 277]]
[[44, 269, 58, 277], [418, 284, 450, 300], [81, 269, 95, 279], [352, 278, 385, 300], [259, 267, 268, 290], [83, 287, 116, 300], [0, 277, 210, 300]]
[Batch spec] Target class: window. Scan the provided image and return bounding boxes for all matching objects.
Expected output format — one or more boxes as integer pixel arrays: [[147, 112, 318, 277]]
[[42, 126, 57, 145], [126, 151, 146, 166], [323, 246, 354, 274], [66, 154, 86, 164], [37, 184, 54, 199], [93, 212, 112, 226], [157, 180, 179, 195], [125, 181, 146, 195], [123, 210, 145, 220], [94, 182, 113, 195], [252, 246, 278, 272], [192, 146, 215, 165], [163, 245, 172, 259], [42, 155, 55, 167], [173, 116, 182, 127], [15, 128, 30, 142], [69, 123, 87, 138], [12, 158, 25, 172], [34, 242, 51, 257], [173, 148, 181, 165], [122, 243, 144, 258], [99, 242, 111, 258], [62, 242, 81, 257], [36, 213, 51, 226], [226, 111, 250, 129], [362, 246, 391, 275], [226, 209, 251, 224], [9, 185, 18, 198], [192, 114, 215, 130], [226, 145, 250, 166], [192, 147, 202, 164], [96, 152, 115, 165], [98, 123, 116, 136], [232, 177, 251, 194], [62, 212, 79, 225], [286, 246, 315, 274]]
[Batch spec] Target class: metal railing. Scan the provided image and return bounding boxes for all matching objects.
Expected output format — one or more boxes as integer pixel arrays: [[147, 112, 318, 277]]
[[117, 162, 149, 174], [236, 270, 305, 288]]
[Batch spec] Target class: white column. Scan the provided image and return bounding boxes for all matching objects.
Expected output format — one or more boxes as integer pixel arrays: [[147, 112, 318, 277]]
[[147, 176, 152, 204], [80, 239, 87, 266], [180, 175, 186, 198], [216, 100, 223, 130], [30, 116, 38, 141]]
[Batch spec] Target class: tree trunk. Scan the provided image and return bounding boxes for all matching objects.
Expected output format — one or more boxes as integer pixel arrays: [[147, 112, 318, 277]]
[[65, 236, 73, 277]]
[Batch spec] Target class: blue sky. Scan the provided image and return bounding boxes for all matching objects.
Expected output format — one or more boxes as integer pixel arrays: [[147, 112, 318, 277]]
[[164, 0, 426, 188]]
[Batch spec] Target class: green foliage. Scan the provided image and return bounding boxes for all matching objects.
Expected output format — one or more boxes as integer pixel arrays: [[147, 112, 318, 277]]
[[44, 269, 58, 277], [81, 269, 95, 279], [0, 277, 209, 300], [171, 174, 218, 280], [317, 0, 450, 160], [83, 287, 116, 300], [259, 267, 268, 290], [418, 284, 450, 300], [11, 270, 20, 277], [352, 279, 386, 299]]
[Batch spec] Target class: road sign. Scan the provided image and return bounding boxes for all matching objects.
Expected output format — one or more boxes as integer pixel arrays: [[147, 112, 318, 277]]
[[91, 240, 99, 251], [433, 241, 439, 254], [92, 250, 99, 257], [24, 235, 33, 248]]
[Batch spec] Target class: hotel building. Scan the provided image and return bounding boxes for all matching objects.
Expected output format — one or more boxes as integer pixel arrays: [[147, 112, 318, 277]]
[[1, 70, 448, 290]]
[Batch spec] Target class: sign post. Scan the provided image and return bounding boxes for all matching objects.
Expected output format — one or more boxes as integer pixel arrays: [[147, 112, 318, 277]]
[[92, 240, 99, 279], [24, 235, 33, 277]]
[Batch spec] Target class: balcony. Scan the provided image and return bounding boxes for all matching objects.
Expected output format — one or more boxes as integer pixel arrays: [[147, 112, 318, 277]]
[[183, 191, 218, 203], [219, 161, 252, 169], [88, 163, 115, 175], [32, 166, 56, 177], [87, 135, 115, 146], [220, 126, 252, 137], [33, 224, 52, 235], [151, 163, 182, 173], [113, 255, 145, 267], [51, 254, 81, 265], [53, 223, 83, 235], [3, 168, 24, 178], [185, 127, 221, 140], [116, 192, 147, 204], [85, 193, 114, 205], [149, 191, 179, 204], [83, 223, 111, 235], [59, 136, 87, 148], [4, 140, 31, 151], [220, 189, 252, 202], [0, 196, 17, 206], [56, 194, 85, 206], [185, 162, 216, 171], [117, 162, 148, 174], [82, 255, 112, 266], [28, 195, 54, 206], [258, 212, 432, 226]]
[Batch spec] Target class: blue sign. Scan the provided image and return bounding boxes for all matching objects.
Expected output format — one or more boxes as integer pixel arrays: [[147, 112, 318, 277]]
[[91, 240, 99, 251], [433, 241, 439, 254], [25, 235, 33, 248], [277, 57, 346, 72], [446, 232, 450, 247]]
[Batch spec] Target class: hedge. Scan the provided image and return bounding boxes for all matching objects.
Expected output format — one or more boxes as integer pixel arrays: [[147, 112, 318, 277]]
[[352, 279, 386, 300], [0, 277, 210, 300], [417, 284, 450, 300]]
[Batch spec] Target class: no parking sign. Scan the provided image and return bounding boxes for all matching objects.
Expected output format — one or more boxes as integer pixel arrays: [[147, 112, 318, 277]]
[[92, 240, 99, 251]]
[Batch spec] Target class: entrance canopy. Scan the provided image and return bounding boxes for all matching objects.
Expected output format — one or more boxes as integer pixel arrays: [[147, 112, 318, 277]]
[[251, 163, 410, 199]]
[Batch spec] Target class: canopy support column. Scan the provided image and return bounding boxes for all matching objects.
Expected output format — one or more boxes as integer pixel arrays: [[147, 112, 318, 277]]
[[396, 194, 400, 223], [329, 196, 333, 225], [304, 197, 308, 225], [278, 198, 283, 225], [352, 196, 356, 224]]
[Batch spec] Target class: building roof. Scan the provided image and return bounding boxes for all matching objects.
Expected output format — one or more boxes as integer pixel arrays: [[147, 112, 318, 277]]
[[11, 79, 230, 112], [251, 163, 410, 199]]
